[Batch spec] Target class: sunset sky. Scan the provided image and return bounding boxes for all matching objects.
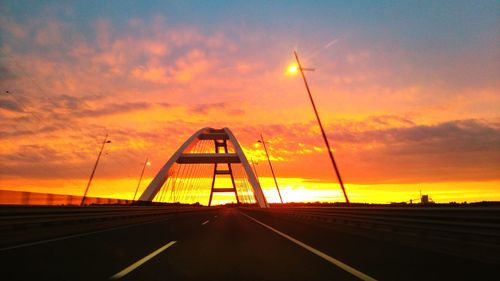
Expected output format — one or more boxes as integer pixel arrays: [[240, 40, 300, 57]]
[[1, 1, 499, 204]]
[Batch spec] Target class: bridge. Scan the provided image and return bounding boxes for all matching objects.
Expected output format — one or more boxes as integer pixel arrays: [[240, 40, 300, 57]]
[[137, 127, 267, 208], [1, 128, 499, 281]]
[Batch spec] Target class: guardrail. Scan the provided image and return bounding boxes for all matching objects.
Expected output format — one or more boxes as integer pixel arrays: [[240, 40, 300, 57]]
[[244, 207, 500, 246], [0, 205, 213, 231], [0, 189, 135, 206]]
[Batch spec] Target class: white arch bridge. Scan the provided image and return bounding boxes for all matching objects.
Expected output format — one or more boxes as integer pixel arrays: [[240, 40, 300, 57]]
[[138, 127, 269, 208]]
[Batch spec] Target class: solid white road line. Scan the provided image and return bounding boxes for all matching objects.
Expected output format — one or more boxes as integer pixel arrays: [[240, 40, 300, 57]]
[[110, 240, 177, 280], [201, 220, 209, 225], [241, 212, 378, 281], [0, 216, 177, 252]]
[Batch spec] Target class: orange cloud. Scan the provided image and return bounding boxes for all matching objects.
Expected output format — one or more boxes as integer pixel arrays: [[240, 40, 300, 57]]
[[1, 13, 498, 204]]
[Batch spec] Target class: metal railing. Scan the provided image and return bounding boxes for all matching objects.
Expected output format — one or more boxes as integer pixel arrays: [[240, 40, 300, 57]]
[[244, 207, 500, 246], [0, 205, 212, 231], [0, 189, 133, 206], [0, 204, 216, 250]]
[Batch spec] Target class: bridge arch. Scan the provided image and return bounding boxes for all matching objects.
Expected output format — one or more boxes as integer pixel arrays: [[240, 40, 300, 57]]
[[138, 127, 269, 207]]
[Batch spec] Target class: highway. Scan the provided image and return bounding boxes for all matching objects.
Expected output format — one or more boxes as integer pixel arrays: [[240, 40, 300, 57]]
[[1, 207, 498, 281]]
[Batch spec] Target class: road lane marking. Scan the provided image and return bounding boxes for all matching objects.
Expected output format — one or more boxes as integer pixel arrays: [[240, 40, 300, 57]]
[[0, 216, 178, 252], [241, 212, 378, 281], [110, 241, 177, 280], [201, 220, 209, 225]]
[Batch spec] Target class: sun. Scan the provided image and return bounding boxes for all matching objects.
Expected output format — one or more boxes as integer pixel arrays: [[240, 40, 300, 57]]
[[287, 64, 299, 74]]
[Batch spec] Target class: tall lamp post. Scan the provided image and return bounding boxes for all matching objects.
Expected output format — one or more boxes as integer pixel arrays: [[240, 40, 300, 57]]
[[81, 133, 111, 206], [290, 50, 350, 204], [133, 157, 151, 201], [258, 133, 283, 204]]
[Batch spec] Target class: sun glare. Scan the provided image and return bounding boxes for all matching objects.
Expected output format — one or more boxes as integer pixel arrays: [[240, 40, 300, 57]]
[[287, 64, 298, 74]]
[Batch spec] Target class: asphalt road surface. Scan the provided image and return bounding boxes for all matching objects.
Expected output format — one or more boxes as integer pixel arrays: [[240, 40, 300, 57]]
[[1, 207, 498, 280]]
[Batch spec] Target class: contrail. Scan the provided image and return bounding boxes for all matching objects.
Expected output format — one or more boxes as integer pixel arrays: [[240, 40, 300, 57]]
[[324, 39, 340, 49], [304, 38, 341, 61]]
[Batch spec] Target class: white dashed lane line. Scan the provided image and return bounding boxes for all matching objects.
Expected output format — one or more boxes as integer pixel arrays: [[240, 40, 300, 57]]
[[110, 241, 177, 279]]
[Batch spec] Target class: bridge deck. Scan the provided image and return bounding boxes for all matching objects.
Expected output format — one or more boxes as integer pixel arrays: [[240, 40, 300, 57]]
[[1, 207, 498, 280]]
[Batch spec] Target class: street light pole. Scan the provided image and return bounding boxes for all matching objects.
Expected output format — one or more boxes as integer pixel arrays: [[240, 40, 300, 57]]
[[81, 133, 111, 206], [259, 133, 283, 204], [293, 50, 350, 204], [133, 157, 149, 201]]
